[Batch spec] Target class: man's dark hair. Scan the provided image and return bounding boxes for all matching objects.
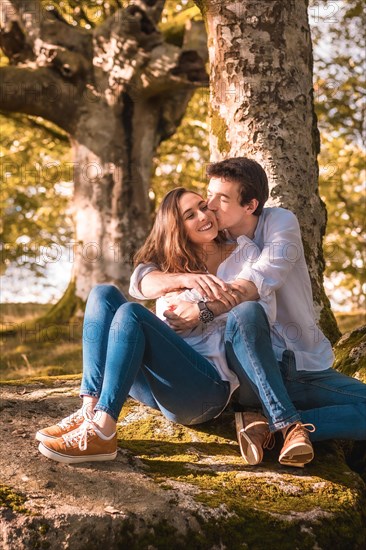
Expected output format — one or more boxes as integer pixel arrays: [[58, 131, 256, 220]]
[[206, 157, 269, 216]]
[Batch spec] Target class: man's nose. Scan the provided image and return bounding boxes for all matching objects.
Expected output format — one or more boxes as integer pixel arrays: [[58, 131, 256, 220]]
[[207, 196, 218, 210]]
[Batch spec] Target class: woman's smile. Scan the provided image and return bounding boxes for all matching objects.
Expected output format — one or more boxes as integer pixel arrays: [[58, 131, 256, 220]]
[[198, 222, 213, 232]]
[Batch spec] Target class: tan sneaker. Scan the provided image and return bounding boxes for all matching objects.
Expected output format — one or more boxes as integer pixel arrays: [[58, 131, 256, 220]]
[[38, 421, 117, 464], [279, 423, 315, 468], [235, 412, 275, 465], [35, 409, 86, 443]]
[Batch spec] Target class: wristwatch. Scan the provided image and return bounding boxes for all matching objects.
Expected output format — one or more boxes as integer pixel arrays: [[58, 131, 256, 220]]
[[198, 301, 214, 324]]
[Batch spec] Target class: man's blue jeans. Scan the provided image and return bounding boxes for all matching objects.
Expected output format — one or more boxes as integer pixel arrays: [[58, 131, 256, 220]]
[[80, 285, 230, 424], [225, 302, 366, 441]]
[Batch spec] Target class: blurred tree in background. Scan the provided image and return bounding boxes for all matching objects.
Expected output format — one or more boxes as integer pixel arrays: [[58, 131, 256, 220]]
[[1, 0, 208, 303], [1, 0, 364, 312], [0, 114, 72, 276], [311, 0, 365, 310]]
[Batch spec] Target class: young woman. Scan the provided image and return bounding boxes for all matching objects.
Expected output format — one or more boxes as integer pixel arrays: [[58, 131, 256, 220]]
[[37, 188, 312, 467]]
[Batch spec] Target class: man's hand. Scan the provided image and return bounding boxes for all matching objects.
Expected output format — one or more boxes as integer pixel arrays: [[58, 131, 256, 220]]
[[163, 301, 200, 333], [140, 271, 230, 300], [230, 280, 259, 301], [176, 273, 230, 301], [206, 285, 246, 317]]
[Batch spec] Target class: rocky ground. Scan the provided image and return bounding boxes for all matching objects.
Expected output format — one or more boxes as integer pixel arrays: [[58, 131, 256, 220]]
[[1, 376, 366, 550]]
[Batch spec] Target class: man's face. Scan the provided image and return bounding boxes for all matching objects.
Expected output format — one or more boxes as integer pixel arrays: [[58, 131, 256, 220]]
[[207, 177, 248, 232]]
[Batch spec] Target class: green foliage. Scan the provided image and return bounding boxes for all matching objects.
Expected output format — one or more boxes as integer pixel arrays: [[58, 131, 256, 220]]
[[310, 0, 364, 143], [1, 0, 364, 314], [0, 113, 73, 276], [310, 0, 365, 308], [41, 0, 127, 28], [151, 87, 210, 204], [160, 4, 201, 47], [319, 136, 365, 308], [42, 0, 197, 30]]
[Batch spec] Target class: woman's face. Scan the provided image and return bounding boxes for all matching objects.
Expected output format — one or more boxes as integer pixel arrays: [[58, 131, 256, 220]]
[[179, 192, 218, 245]]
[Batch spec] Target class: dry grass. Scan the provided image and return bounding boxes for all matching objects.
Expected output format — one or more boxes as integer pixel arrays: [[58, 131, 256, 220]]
[[0, 302, 364, 381], [0, 303, 82, 380]]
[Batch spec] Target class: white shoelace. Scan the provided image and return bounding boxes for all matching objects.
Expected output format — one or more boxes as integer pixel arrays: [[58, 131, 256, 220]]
[[62, 420, 95, 450], [57, 409, 83, 429]]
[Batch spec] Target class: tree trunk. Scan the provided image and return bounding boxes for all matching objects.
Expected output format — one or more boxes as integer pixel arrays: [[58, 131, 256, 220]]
[[196, 0, 340, 342], [70, 90, 194, 299], [0, 0, 208, 300]]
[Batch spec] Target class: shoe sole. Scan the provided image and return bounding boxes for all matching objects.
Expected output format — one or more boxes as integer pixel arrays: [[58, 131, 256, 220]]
[[235, 412, 262, 465], [38, 442, 117, 464], [279, 443, 314, 468], [238, 431, 262, 465]]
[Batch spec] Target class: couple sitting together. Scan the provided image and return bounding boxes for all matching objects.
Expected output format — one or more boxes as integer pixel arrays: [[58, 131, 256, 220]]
[[36, 157, 366, 468]]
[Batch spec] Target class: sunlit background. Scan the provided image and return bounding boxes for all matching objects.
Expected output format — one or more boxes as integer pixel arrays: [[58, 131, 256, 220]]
[[1, 0, 365, 312]]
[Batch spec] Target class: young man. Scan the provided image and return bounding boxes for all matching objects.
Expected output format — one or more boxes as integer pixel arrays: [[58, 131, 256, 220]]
[[130, 158, 366, 466]]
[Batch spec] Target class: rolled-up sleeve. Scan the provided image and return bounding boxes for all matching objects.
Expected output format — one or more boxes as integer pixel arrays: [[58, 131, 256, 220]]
[[129, 263, 159, 300], [237, 209, 305, 299]]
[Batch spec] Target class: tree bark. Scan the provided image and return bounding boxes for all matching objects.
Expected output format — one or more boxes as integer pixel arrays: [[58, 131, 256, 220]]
[[196, 0, 340, 342], [0, 0, 208, 300]]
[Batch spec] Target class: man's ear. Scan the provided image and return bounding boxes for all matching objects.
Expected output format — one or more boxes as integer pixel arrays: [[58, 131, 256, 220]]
[[245, 199, 259, 214]]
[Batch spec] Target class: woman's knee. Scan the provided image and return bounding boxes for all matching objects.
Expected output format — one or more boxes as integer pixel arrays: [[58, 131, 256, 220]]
[[116, 302, 146, 317], [88, 284, 124, 306], [112, 301, 146, 323]]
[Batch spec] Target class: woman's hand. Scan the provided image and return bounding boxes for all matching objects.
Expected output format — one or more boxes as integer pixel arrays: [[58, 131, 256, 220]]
[[178, 273, 229, 301], [163, 301, 200, 333]]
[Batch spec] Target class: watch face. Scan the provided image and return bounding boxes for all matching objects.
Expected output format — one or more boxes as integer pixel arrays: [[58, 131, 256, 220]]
[[199, 306, 214, 324]]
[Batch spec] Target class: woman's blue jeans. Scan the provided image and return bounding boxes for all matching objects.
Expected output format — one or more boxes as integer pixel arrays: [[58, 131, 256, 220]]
[[80, 285, 230, 424], [224, 302, 366, 441]]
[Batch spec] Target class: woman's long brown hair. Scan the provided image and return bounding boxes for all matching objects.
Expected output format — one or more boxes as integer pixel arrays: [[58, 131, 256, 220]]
[[134, 187, 223, 273]]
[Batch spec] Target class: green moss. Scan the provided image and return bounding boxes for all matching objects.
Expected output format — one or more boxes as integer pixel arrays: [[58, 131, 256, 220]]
[[0, 373, 81, 386], [333, 326, 366, 381], [0, 484, 28, 513], [116, 402, 366, 548], [210, 110, 230, 154], [38, 523, 49, 535], [0, 280, 84, 339], [35, 278, 84, 327]]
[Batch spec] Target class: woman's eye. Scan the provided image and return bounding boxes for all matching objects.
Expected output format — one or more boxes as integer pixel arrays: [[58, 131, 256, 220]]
[[201, 204, 208, 211], [185, 214, 194, 220]]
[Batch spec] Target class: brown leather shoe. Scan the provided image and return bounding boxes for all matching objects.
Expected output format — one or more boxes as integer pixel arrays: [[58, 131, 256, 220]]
[[279, 423, 315, 468], [35, 408, 90, 443], [38, 421, 117, 464], [235, 412, 275, 465]]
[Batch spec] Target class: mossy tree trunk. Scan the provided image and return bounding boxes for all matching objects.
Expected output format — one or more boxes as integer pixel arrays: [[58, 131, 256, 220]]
[[0, 0, 208, 302], [196, 0, 340, 343]]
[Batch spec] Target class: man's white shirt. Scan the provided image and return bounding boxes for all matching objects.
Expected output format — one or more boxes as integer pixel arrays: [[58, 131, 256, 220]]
[[129, 206, 334, 373]]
